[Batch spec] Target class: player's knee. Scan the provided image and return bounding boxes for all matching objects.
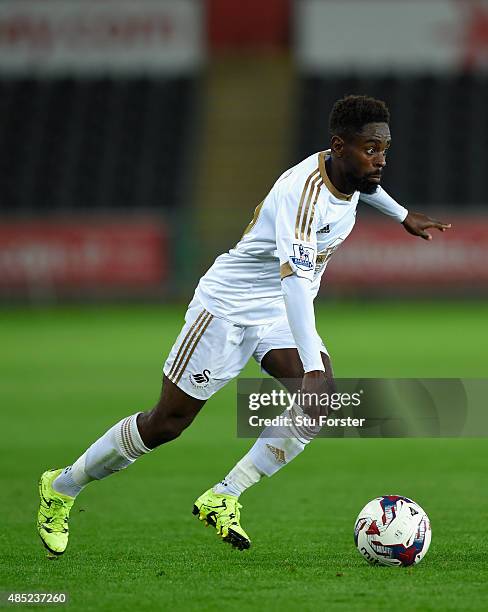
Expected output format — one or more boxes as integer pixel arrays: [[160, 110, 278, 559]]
[[150, 412, 187, 444], [138, 406, 190, 447], [155, 422, 183, 444]]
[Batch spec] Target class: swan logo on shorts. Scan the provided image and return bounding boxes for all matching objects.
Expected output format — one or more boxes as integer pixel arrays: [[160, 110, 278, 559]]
[[290, 244, 315, 271], [190, 369, 211, 388]]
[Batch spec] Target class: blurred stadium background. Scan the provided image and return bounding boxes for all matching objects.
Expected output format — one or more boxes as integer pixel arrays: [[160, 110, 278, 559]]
[[1, 0, 487, 302], [2, 3, 488, 609]]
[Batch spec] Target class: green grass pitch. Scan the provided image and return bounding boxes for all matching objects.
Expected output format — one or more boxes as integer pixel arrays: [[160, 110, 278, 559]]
[[1, 301, 487, 611]]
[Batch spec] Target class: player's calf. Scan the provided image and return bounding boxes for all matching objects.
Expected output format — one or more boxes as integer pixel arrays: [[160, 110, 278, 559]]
[[137, 376, 206, 448], [50, 378, 203, 502], [199, 348, 334, 544], [37, 380, 206, 556]]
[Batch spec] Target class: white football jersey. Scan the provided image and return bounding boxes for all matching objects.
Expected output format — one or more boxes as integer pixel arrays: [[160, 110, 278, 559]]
[[194, 150, 360, 325]]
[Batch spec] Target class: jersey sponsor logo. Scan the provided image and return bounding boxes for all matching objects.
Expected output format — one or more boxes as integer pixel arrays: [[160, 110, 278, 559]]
[[314, 239, 344, 275], [190, 369, 211, 388], [290, 243, 315, 271], [317, 224, 330, 233]]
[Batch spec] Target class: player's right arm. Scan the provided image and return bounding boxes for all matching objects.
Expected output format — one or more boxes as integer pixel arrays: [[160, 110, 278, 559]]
[[281, 275, 328, 417], [281, 275, 324, 373], [274, 174, 327, 402]]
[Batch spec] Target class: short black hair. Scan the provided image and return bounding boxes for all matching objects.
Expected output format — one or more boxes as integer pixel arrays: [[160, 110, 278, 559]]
[[329, 95, 390, 138]]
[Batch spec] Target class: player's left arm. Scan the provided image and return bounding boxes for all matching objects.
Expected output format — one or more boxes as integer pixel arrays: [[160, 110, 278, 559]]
[[360, 185, 408, 221], [401, 211, 451, 241], [360, 186, 451, 240]]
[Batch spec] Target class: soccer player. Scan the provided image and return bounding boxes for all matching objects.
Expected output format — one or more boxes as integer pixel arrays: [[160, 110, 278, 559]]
[[38, 95, 450, 554]]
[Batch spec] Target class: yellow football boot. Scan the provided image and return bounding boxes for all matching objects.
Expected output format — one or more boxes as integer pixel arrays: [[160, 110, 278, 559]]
[[37, 469, 74, 556], [193, 489, 251, 551]]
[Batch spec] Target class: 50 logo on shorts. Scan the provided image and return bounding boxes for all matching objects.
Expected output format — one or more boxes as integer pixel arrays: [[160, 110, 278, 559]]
[[290, 243, 315, 271]]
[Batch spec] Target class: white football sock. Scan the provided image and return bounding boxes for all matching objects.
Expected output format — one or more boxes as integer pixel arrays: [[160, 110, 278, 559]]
[[213, 404, 320, 497], [52, 413, 150, 498], [213, 455, 263, 497]]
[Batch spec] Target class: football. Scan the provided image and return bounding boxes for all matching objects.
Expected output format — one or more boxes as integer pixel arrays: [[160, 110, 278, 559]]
[[354, 495, 431, 567]]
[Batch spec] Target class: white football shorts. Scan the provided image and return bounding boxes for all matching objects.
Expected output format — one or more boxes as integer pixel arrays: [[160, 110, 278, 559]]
[[163, 296, 328, 400]]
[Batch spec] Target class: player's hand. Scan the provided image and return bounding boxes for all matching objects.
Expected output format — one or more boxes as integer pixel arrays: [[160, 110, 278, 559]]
[[301, 370, 328, 422], [402, 212, 451, 241]]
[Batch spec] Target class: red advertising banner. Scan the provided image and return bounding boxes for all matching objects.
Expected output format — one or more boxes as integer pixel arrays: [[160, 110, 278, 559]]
[[324, 217, 488, 291], [0, 0, 203, 75], [0, 219, 167, 291], [207, 0, 289, 50]]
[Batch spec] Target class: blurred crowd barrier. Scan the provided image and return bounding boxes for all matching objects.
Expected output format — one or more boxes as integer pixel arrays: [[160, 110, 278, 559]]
[[0, 218, 169, 300], [2, 214, 487, 300], [324, 215, 488, 297], [0, 0, 487, 301]]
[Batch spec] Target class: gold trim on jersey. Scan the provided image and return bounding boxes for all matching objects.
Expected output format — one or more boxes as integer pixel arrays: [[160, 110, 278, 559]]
[[305, 177, 323, 241], [280, 262, 293, 279], [306, 195, 318, 241], [299, 173, 323, 241], [167, 310, 213, 383], [319, 151, 353, 201], [241, 201, 264, 239], [295, 168, 320, 240]]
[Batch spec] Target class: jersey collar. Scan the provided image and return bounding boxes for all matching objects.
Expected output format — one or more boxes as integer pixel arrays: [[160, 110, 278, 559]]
[[319, 151, 354, 201]]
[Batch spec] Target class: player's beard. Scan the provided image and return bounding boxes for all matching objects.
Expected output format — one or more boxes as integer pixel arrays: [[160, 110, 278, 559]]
[[345, 172, 381, 195], [358, 179, 380, 195]]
